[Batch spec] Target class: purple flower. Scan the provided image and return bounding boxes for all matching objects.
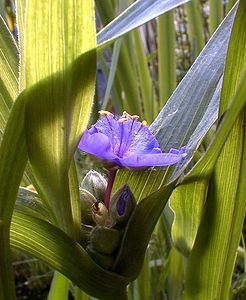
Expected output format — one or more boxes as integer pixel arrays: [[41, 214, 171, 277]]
[[78, 111, 187, 169]]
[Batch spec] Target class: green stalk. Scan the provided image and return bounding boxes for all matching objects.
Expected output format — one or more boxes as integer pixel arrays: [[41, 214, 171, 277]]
[[226, 0, 237, 13], [209, 0, 223, 34], [157, 11, 176, 108], [116, 36, 142, 116], [48, 272, 69, 300], [75, 287, 90, 300], [136, 247, 150, 300], [132, 29, 153, 123], [101, 38, 122, 111], [186, 0, 205, 57], [96, 0, 142, 117], [166, 248, 184, 300], [97, 51, 123, 113]]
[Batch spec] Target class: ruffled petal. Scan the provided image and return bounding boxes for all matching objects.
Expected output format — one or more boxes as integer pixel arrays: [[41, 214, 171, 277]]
[[78, 130, 120, 163], [120, 152, 184, 168]]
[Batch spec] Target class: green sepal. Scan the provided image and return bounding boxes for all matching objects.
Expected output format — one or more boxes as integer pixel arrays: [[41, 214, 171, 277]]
[[90, 226, 120, 255]]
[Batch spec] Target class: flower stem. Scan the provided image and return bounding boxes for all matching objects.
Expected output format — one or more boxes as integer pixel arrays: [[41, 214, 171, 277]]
[[105, 168, 118, 209]]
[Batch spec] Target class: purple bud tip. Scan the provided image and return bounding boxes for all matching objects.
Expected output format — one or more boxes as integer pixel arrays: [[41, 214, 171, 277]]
[[117, 186, 130, 216]]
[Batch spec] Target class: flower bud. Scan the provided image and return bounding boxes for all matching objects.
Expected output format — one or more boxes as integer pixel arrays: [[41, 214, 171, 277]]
[[80, 171, 107, 202], [91, 201, 116, 227], [79, 189, 97, 225], [110, 184, 136, 228], [90, 226, 120, 255]]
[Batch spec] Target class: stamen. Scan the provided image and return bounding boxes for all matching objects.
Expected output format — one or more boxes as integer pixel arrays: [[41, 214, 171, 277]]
[[141, 120, 147, 127], [92, 201, 108, 216], [123, 111, 139, 120], [98, 110, 114, 117], [26, 184, 37, 192], [118, 118, 128, 123]]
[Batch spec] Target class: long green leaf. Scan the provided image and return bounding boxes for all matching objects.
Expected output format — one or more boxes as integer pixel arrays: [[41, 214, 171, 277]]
[[183, 1, 246, 298], [96, 1, 142, 117], [96, 0, 190, 48], [186, 0, 205, 57], [0, 92, 27, 300], [10, 211, 130, 299], [157, 11, 176, 107], [209, 0, 223, 35], [48, 272, 69, 300], [170, 179, 209, 256], [101, 38, 122, 111], [22, 1, 96, 237], [15, 0, 26, 91], [132, 28, 153, 123]]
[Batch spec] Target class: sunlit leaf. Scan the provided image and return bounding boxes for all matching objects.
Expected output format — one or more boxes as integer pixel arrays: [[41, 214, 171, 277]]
[[0, 15, 18, 139], [183, 1, 246, 298], [22, 1, 96, 236], [97, 0, 190, 48]]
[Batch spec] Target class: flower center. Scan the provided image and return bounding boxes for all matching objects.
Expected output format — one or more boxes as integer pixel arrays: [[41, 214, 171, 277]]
[[99, 110, 147, 158]]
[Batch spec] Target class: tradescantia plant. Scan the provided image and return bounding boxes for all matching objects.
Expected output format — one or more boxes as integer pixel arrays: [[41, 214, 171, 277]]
[[0, 0, 246, 300]]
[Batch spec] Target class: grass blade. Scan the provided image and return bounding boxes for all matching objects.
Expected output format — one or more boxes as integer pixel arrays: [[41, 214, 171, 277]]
[[157, 11, 176, 107], [48, 272, 69, 300], [97, 0, 190, 48]]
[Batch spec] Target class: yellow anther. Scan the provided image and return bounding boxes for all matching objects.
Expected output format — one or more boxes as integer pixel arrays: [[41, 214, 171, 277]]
[[26, 184, 37, 192], [98, 110, 114, 117], [141, 120, 147, 127], [123, 111, 139, 120], [118, 118, 128, 123], [123, 111, 130, 118]]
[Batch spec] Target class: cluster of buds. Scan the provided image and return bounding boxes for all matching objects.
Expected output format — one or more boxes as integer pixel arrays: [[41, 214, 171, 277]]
[[79, 171, 136, 269]]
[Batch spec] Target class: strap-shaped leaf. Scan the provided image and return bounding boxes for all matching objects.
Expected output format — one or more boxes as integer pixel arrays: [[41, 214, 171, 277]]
[[21, 1, 96, 236], [97, 0, 190, 48], [170, 179, 209, 256], [15, 0, 26, 91], [183, 0, 246, 298], [0, 92, 27, 300], [10, 211, 129, 299]]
